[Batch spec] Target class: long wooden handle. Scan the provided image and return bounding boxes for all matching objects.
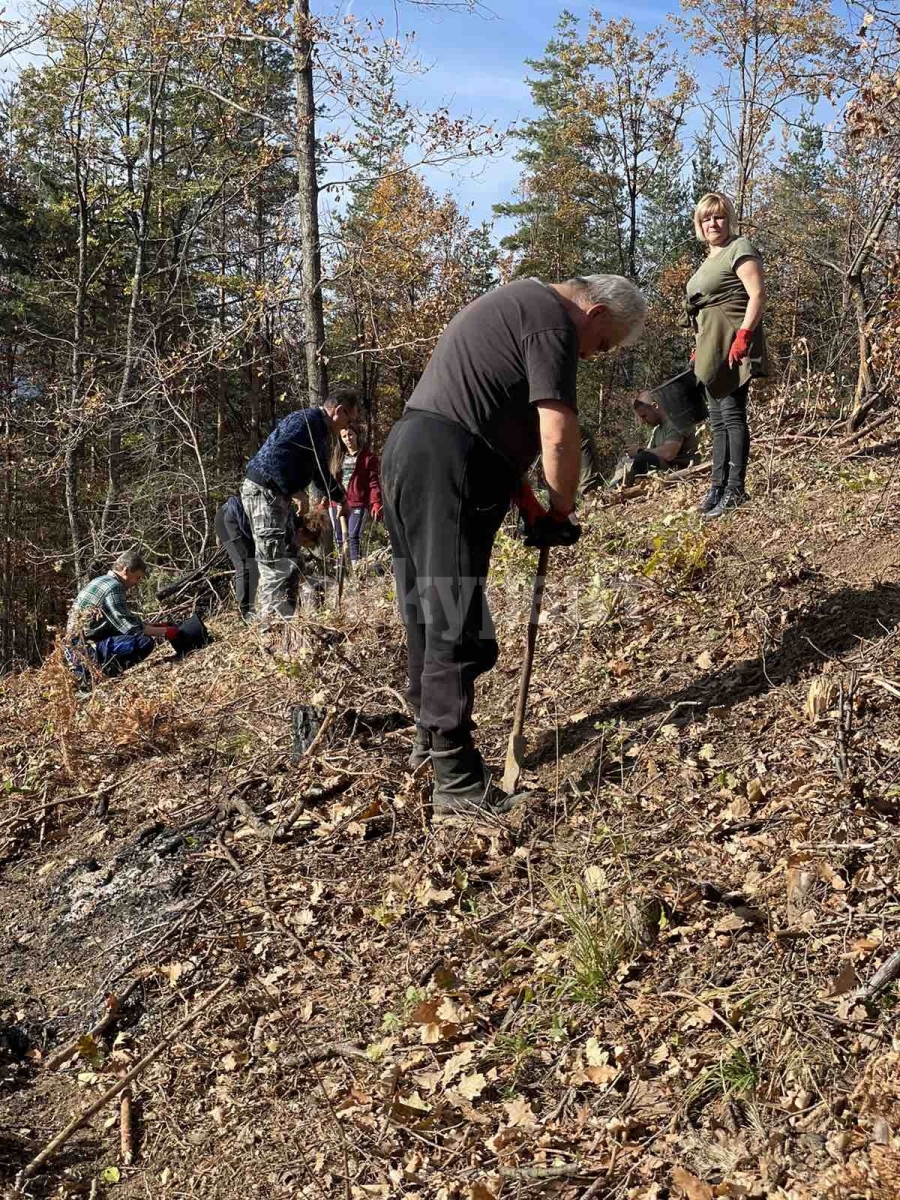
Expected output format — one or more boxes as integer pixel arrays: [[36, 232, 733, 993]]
[[510, 546, 550, 738]]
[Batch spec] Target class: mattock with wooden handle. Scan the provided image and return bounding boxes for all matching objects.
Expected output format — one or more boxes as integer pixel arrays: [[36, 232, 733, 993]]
[[502, 545, 550, 795]]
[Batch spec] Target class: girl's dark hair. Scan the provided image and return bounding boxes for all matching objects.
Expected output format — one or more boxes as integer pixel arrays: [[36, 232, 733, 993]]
[[330, 423, 364, 476]]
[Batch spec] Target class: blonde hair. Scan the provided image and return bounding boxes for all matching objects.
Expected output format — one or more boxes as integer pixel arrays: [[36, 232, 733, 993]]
[[693, 192, 736, 242]]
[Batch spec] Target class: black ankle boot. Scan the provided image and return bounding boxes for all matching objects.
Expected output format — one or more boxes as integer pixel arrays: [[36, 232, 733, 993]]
[[698, 485, 725, 514], [705, 486, 748, 519], [430, 739, 526, 817]]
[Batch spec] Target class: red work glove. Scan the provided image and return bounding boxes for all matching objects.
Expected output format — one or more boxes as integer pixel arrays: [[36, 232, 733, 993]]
[[728, 328, 753, 368], [371, 504, 383, 522], [514, 481, 547, 526], [164, 625, 179, 641], [524, 512, 581, 549]]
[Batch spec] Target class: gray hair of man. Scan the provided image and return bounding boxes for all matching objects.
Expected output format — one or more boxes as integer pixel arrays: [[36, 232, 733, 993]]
[[564, 275, 648, 346], [113, 548, 148, 575]]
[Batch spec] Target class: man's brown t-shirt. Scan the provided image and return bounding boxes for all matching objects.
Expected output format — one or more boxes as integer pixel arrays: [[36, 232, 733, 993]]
[[405, 278, 579, 475]]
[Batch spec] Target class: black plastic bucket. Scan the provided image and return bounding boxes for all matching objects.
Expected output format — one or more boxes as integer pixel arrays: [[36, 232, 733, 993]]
[[170, 613, 212, 658], [649, 369, 708, 432]]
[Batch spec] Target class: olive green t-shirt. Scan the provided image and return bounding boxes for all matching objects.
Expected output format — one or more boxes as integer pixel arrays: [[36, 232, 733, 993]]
[[686, 236, 768, 399], [649, 417, 698, 471]]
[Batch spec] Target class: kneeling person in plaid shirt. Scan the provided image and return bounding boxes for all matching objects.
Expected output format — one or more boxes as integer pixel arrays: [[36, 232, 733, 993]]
[[66, 550, 178, 681]]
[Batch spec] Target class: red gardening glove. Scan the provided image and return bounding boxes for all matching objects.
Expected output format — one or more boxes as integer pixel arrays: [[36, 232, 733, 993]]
[[164, 625, 179, 641], [728, 328, 753, 368], [514, 481, 547, 527], [524, 512, 581, 548]]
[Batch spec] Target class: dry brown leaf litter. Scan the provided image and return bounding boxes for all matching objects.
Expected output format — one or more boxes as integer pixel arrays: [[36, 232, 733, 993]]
[[2, 433, 900, 1198]]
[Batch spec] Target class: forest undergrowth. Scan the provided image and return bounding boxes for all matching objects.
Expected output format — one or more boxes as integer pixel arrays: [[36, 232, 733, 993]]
[[3, 419, 900, 1199]]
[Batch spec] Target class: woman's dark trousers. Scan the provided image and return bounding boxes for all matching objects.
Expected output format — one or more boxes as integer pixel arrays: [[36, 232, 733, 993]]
[[381, 411, 515, 745], [707, 382, 750, 490], [214, 507, 259, 617]]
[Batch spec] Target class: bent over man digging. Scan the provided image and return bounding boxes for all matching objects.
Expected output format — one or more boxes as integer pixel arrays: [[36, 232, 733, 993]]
[[382, 273, 647, 817], [241, 388, 360, 619]]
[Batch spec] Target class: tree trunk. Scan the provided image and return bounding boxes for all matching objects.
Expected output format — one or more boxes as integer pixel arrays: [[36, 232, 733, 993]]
[[66, 96, 91, 583], [294, 0, 327, 406], [217, 206, 227, 468], [843, 178, 899, 431], [100, 63, 166, 546]]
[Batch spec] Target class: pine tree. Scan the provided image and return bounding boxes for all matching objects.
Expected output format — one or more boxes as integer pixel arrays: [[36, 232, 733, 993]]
[[494, 12, 622, 281]]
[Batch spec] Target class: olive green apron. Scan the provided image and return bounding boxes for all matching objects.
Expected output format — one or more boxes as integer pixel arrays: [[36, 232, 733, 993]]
[[685, 236, 768, 400]]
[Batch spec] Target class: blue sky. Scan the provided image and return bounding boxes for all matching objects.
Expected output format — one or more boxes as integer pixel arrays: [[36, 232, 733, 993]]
[[343, 0, 704, 233], [338, 0, 849, 239], [2, 0, 849, 240]]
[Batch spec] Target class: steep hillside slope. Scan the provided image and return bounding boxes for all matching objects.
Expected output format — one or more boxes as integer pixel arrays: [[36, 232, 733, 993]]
[[3, 441, 900, 1200]]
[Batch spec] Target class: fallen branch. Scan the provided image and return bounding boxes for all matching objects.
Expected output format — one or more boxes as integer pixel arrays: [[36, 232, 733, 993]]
[[120, 1082, 134, 1166], [46, 978, 141, 1071], [599, 483, 649, 507], [856, 946, 900, 1001], [18, 978, 231, 1183], [662, 458, 712, 483], [277, 774, 352, 834], [836, 407, 892, 448], [498, 1163, 587, 1181], [218, 792, 277, 842]]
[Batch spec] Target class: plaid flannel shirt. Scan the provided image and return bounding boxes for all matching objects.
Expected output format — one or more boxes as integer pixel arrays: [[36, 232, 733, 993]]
[[66, 573, 143, 641]]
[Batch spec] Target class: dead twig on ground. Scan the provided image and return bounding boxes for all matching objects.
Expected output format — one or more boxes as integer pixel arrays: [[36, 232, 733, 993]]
[[120, 1081, 134, 1166], [218, 790, 277, 841], [277, 774, 352, 834], [856, 946, 900, 1000], [18, 978, 231, 1184], [46, 977, 142, 1070]]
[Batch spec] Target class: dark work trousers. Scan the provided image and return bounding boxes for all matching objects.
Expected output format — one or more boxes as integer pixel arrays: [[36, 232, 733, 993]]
[[707, 382, 750, 490], [95, 633, 155, 675], [214, 506, 259, 617], [382, 411, 516, 743], [66, 633, 154, 681], [630, 449, 664, 478]]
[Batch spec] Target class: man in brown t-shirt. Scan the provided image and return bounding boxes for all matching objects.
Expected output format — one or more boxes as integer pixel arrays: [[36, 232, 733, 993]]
[[381, 274, 647, 817]]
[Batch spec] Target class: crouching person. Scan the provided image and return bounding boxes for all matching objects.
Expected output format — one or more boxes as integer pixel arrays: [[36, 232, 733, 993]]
[[611, 393, 698, 487], [65, 550, 177, 682]]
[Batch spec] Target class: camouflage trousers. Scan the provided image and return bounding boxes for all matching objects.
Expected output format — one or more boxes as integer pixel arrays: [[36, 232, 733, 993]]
[[239, 478, 297, 618]]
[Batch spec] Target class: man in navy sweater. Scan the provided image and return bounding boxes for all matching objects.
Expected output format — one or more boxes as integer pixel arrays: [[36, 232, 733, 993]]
[[241, 388, 360, 617]]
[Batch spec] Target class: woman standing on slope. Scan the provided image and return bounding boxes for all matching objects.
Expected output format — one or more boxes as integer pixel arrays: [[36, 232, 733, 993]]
[[687, 192, 767, 518], [330, 424, 383, 562]]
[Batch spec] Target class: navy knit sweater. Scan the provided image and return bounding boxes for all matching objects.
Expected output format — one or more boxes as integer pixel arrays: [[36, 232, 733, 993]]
[[245, 408, 344, 500]]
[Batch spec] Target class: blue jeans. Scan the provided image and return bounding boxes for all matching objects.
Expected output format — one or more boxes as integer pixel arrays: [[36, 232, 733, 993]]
[[333, 506, 367, 563], [67, 633, 155, 681]]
